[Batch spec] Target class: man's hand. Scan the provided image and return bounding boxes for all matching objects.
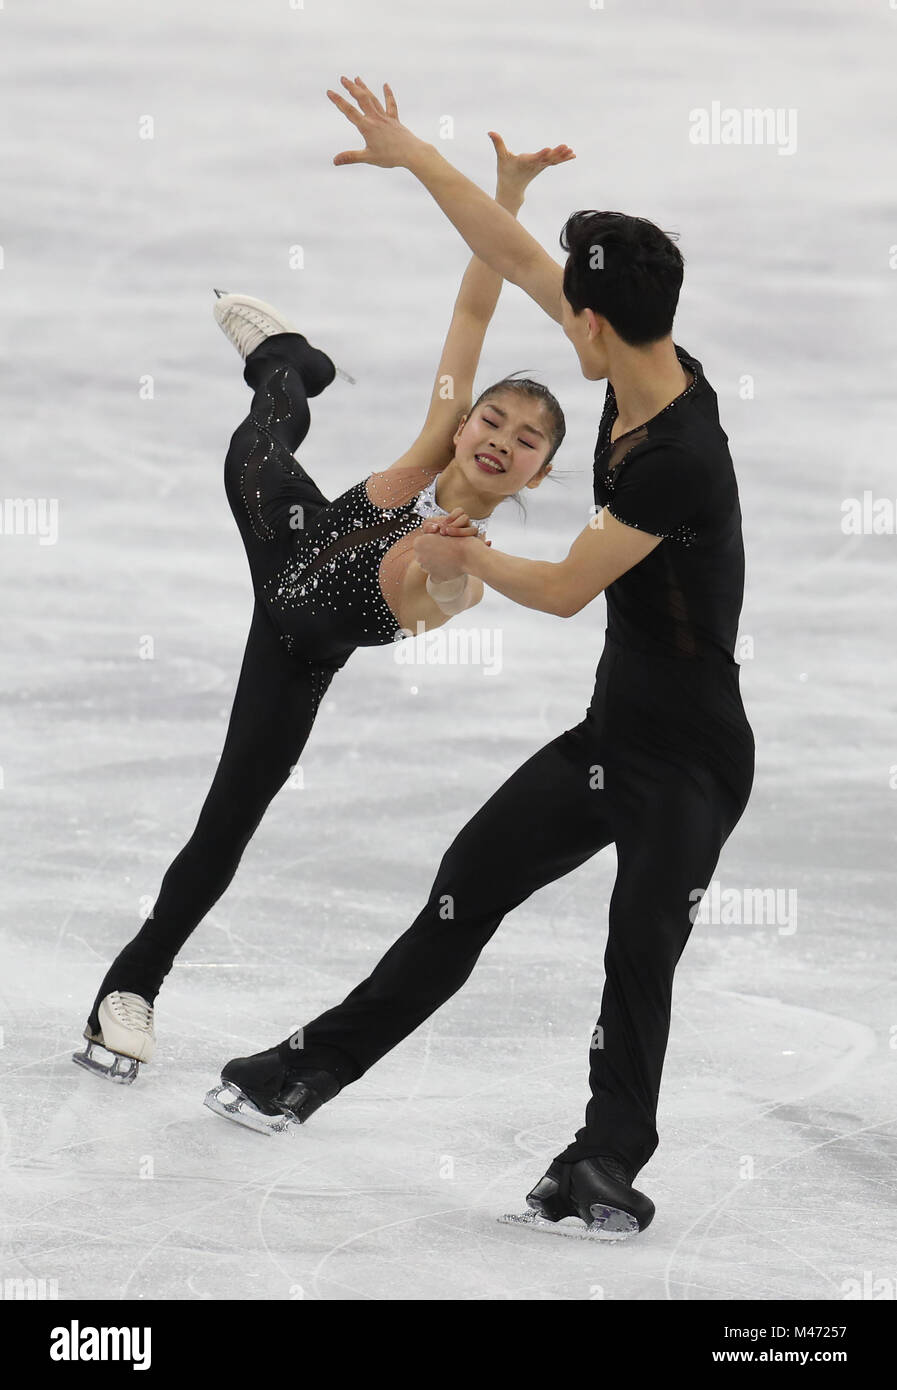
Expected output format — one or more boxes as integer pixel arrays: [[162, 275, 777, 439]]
[[326, 75, 425, 169]]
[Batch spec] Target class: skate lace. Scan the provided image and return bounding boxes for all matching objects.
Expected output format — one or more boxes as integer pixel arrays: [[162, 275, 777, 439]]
[[110, 991, 154, 1030], [229, 306, 277, 354]]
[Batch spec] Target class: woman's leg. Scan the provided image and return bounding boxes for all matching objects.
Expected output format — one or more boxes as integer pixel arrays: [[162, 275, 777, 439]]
[[87, 601, 334, 1031], [223, 333, 335, 582], [87, 335, 340, 1032]]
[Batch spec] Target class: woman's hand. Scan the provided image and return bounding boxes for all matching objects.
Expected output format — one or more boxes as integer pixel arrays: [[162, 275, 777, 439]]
[[490, 133, 575, 202], [413, 531, 471, 583], [326, 75, 425, 169]]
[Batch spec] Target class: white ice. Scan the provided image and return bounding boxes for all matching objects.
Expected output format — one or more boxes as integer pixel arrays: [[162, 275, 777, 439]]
[[1, 0, 896, 1301]]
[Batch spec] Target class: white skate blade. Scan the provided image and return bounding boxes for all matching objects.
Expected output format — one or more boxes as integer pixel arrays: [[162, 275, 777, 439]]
[[72, 1040, 140, 1085], [334, 365, 356, 385], [498, 1206, 639, 1242], [203, 1082, 296, 1136]]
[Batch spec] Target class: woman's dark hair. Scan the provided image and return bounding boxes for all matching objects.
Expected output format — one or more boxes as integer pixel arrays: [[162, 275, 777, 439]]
[[560, 210, 685, 346], [467, 373, 566, 469]]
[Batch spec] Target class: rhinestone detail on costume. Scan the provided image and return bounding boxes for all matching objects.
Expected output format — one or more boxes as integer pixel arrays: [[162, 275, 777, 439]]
[[412, 477, 489, 536], [262, 467, 488, 653], [595, 352, 701, 548], [238, 367, 302, 543]]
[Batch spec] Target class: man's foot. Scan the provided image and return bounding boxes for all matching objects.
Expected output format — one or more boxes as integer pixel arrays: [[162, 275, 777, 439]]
[[203, 1046, 341, 1136], [528, 1154, 654, 1234], [498, 1154, 654, 1240]]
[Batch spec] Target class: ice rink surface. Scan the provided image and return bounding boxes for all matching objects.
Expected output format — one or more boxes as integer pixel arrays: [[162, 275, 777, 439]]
[[2, 0, 896, 1300]]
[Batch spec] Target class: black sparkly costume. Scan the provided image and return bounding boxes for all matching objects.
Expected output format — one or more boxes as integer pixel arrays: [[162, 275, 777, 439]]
[[87, 333, 444, 1031], [259, 344, 756, 1180]]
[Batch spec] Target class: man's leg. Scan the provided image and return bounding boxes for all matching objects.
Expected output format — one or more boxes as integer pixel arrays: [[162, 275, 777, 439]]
[[555, 762, 749, 1178], [289, 718, 616, 1079]]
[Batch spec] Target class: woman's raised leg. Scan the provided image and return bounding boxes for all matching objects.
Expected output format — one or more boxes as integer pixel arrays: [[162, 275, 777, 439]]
[[223, 333, 335, 582]]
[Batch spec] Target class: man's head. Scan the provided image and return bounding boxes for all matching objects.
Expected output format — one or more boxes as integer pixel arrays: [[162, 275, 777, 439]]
[[559, 211, 685, 378]]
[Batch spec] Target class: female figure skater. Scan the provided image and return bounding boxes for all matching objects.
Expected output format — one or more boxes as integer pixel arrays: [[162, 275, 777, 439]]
[[204, 78, 756, 1241], [73, 131, 574, 1083]]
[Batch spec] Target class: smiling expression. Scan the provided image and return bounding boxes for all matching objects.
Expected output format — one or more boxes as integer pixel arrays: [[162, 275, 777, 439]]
[[452, 393, 553, 496]]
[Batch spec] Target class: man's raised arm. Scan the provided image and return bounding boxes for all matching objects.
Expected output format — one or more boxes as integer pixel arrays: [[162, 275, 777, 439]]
[[326, 76, 568, 324]]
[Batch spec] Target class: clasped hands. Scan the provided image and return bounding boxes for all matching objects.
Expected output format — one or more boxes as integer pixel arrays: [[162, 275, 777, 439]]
[[413, 510, 492, 584]]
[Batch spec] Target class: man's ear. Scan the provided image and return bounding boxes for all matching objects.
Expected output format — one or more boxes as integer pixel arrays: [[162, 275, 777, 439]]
[[586, 308, 606, 342], [524, 463, 552, 491]]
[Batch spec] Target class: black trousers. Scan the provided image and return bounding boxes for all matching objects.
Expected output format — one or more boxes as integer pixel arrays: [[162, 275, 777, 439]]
[[291, 639, 755, 1177], [88, 337, 339, 1032]]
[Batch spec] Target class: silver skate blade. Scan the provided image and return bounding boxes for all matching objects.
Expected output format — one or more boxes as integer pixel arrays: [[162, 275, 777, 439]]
[[213, 287, 229, 298], [72, 1040, 139, 1085], [497, 1208, 637, 1242], [334, 365, 356, 385], [203, 1083, 296, 1136], [588, 1202, 640, 1237]]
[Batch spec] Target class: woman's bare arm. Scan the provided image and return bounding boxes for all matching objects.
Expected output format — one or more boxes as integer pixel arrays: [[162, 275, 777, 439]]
[[386, 134, 574, 474]]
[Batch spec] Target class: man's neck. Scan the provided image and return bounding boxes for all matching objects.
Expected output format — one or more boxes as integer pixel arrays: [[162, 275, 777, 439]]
[[607, 337, 690, 436]]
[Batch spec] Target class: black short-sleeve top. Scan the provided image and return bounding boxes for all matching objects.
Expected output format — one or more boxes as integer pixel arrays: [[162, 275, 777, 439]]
[[593, 345, 747, 663]]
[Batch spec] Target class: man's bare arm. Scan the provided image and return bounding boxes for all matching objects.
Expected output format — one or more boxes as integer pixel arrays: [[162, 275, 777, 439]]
[[413, 511, 662, 618], [404, 142, 566, 324], [327, 76, 568, 324]]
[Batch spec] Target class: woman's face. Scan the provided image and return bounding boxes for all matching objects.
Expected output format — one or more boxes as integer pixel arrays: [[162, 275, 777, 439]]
[[452, 394, 553, 497]]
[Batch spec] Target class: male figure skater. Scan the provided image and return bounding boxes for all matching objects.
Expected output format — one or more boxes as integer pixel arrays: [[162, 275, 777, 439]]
[[208, 78, 755, 1239]]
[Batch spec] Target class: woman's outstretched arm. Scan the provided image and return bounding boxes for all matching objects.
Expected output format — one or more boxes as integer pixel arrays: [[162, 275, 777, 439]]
[[387, 134, 574, 474]]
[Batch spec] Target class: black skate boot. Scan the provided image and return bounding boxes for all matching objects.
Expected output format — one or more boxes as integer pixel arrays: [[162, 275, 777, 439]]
[[203, 1046, 341, 1136], [500, 1155, 654, 1241]]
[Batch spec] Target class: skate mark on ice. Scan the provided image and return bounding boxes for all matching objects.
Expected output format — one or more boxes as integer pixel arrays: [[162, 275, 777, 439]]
[[663, 1112, 897, 1301]]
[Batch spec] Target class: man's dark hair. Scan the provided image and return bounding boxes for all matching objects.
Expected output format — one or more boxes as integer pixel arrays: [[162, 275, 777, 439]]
[[560, 211, 685, 347]]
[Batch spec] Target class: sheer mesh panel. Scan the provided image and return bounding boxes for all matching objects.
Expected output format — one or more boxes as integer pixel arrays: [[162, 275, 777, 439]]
[[659, 549, 698, 657], [378, 532, 417, 630], [289, 464, 439, 592], [604, 425, 648, 475], [365, 463, 441, 508], [367, 465, 443, 629], [296, 517, 400, 585]]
